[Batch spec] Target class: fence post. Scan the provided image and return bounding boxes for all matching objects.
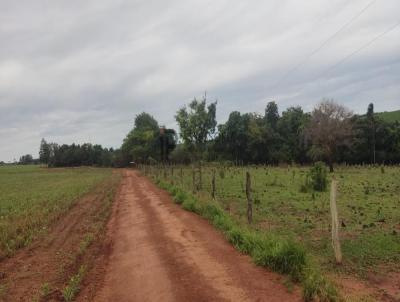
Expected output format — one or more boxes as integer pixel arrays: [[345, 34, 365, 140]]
[[180, 167, 183, 185], [198, 162, 202, 190], [192, 165, 196, 194], [330, 178, 342, 264], [211, 169, 216, 199], [246, 171, 253, 224]]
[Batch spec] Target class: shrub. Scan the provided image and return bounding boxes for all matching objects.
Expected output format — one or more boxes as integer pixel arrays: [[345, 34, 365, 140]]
[[309, 162, 328, 192]]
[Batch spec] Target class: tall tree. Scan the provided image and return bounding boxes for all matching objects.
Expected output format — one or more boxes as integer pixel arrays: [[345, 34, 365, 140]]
[[305, 99, 353, 172], [264, 101, 279, 129], [175, 97, 217, 158], [159, 127, 178, 162], [277, 107, 310, 163], [39, 138, 51, 164], [121, 112, 160, 163], [366, 103, 376, 164], [215, 111, 248, 162]]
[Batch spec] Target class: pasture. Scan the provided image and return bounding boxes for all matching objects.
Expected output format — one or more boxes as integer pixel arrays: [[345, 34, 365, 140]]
[[0, 165, 113, 258], [146, 164, 400, 276]]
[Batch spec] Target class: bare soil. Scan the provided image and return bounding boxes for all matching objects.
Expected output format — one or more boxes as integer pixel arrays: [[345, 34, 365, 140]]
[[0, 181, 114, 302], [79, 169, 301, 302]]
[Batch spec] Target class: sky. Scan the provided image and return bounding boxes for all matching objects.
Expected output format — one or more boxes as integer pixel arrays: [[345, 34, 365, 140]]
[[0, 0, 399, 162]]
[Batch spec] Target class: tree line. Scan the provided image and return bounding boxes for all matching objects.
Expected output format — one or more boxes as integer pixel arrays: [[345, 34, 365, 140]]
[[33, 98, 399, 170], [120, 98, 399, 171], [38, 140, 116, 167]]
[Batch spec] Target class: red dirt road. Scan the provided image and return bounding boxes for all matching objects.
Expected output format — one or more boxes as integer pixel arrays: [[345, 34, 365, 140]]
[[89, 170, 301, 302]]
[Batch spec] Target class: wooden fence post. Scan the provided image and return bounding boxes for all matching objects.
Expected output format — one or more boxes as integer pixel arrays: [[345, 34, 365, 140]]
[[246, 171, 253, 224], [180, 167, 183, 185], [198, 162, 202, 190], [330, 178, 342, 264], [192, 166, 196, 194], [211, 169, 216, 199]]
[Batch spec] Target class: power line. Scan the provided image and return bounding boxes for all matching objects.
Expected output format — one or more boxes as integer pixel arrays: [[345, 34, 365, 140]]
[[318, 21, 400, 77], [295, 21, 400, 96], [270, 0, 377, 91]]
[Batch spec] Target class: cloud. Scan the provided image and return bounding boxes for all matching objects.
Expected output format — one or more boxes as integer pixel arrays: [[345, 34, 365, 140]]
[[0, 0, 399, 161]]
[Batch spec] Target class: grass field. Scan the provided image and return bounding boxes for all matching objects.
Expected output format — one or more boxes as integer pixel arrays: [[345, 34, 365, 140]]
[[0, 165, 113, 258], [376, 109, 400, 123], [146, 164, 400, 277]]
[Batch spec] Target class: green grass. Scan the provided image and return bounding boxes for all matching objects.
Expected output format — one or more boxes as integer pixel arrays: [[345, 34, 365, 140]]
[[63, 265, 86, 302], [375, 109, 400, 123], [144, 164, 400, 300], [0, 165, 113, 258]]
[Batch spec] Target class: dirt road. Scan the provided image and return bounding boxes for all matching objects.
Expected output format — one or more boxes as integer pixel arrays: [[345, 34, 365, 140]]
[[87, 169, 300, 302]]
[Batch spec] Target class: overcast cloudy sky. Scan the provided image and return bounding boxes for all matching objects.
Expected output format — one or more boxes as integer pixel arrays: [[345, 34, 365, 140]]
[[0, 0, 399, 162]]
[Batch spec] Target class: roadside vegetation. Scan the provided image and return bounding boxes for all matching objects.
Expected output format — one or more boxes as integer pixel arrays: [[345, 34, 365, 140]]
[[140, 163, 400, 301], [0, 165, 113, 258], [151, 173, 338, 301]]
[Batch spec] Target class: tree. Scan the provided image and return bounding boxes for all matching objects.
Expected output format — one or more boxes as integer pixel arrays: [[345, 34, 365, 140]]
[[175, 97, 217, 158], [121, 112, 160, 163], [277, 107, 310, 163], [366, 103, 376, 164], [215, 111, 248, 162], [19, 154, 34, 165], [159, 127, 178, 162], [39, 138, 51, 164], [264, 101, 279, 129], [305, 99, 353, 172]]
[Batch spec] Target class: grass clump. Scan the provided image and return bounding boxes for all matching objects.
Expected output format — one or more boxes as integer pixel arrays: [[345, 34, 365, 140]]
[[63, 265, 86, 302], [78, 233, 95, 255]]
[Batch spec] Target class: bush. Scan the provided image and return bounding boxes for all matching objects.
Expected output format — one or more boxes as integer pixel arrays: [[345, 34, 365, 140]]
[[309, 162, 328, 192]]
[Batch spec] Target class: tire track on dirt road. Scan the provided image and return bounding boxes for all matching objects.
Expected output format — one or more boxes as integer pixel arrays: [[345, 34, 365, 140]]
[[90, 169, 301, 302]]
